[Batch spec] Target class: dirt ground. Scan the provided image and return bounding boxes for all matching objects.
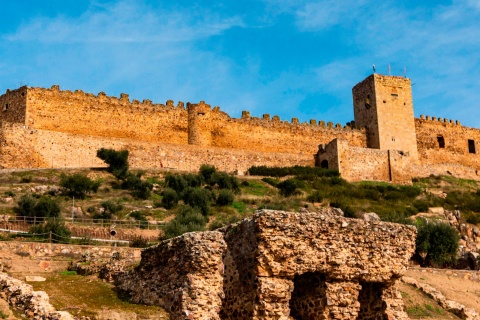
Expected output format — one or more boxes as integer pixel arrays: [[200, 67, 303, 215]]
[[405, 267, 480, 311], [2, 252, 479, 319]]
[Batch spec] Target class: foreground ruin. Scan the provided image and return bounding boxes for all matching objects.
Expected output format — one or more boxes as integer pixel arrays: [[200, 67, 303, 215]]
[[116, 209, 417, 319]]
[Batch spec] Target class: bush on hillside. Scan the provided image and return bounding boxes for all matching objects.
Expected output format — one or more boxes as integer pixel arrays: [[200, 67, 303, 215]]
[[96, 148, 129, 180], [182, 187, 212, 216], [60, 173, 101, 199], [415, 221, 459, 268], [199, 164, 217, 184], [276, 179, 300, 197], [216, 190, 234, 206], [161, 189, 179, 209], [121, 172, 153, 199], [14, 195, 61, 222], [161, 205, 207, 239], [247, 165, 339, 177]]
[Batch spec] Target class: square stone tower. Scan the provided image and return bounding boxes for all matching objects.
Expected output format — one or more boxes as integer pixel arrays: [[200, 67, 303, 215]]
[[352, 74, 418, 159]]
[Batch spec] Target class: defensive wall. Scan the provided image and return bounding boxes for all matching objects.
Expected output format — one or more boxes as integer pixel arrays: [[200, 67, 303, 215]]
[[0, 85, 366, 173], [2, 74, 480, 182], [116, 209, 417, 319]]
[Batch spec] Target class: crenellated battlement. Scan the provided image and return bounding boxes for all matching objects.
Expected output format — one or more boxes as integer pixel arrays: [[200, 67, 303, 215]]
[[418, 115, 461, 126]]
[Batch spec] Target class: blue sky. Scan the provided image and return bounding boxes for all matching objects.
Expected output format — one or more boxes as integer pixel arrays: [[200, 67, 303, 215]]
[[1, 1, 480, 127]]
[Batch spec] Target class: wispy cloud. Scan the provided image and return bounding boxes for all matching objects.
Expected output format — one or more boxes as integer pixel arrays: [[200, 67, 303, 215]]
[[5, 1, 243, 43]]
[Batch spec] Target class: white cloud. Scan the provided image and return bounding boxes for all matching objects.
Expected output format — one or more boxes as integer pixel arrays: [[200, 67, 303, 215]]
[[5, 1, 243, 43]]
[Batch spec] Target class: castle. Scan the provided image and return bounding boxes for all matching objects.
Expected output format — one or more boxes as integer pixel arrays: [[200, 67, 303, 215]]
[[1, 73, 479, 183]]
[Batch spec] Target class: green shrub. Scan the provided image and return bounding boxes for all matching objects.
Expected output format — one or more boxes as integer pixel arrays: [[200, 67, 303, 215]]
[[277, 179, 299, 197], [121, 172, 153, 199], [217, 190, 234, 206], [30, 219, 71, 243], [161, 189, 179, 209], [129, 211, 148, 229], [162, 205, 207, 239], [60, 173, 101, 199], [96, 148, 129, 180], [211, 172, 240, 191], [94, 200, 124, 220], [247, 165, 339, 177], [33, 197, 61, 219], [14, 194, 37, 218], [130, 236, 150, 248], [183, 173, 204, 188], [14, 195, 60, 222], [415, 221, 459, 267], [165, 174, 188, 193], [413, 200, 429, 213], [182, 187, 212, 216], [199, 164, 217, 184], [4, 191, 14, 197], [307, 191, 323, 203], [240, 181, 250, 187]]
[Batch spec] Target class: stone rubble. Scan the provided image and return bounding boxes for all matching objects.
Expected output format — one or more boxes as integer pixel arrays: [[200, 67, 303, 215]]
[[0, 272, 73, 320], [116, 209, 417, 319]]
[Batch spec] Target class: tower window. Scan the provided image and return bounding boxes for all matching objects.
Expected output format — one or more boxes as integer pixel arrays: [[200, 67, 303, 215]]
[[468, 140, 476, 154], [391, 93, 398, 97], [437, 136, 445, 148], [364, 95, 372, 109], [4, 104, 8, 111]]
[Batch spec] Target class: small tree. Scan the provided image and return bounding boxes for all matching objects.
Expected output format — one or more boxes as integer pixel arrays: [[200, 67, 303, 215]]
[[161, 189, 179, 209], [121, 172, 153, 199], [277, 179, 299, 197], [60, 173, 101, 199], [14, 194, 37, 218], [161, 205, 207, 239], [199, 164, 217, 184], [33, 197, 61, 219], [415, 221, 460, 267], [94, 200, 124, 220], [182, 187, 212, 216], [216, 190, 234, 206], [97, 148, 129, 180]]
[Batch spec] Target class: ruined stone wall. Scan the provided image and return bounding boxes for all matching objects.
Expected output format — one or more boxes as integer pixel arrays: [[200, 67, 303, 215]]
[[116, 209, 416, 320], [0, 241, 140, 261], [0, 124, 314, 173], [415, 117, 480, 170], [26, 86, 188, 144], [116, 232, 226, 319], [0, 87, 28, 125]]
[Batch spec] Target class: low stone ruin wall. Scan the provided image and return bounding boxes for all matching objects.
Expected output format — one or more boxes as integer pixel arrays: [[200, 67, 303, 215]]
[[116, 209, 417, 319], [0, 272, 73, 319]]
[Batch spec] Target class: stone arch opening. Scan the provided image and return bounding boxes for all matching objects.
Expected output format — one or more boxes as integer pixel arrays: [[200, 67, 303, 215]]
[[437, 135, 445, 148], [289, 272, 327, 319], [320, 159, 328, 169], [357, 282, 385, 319]]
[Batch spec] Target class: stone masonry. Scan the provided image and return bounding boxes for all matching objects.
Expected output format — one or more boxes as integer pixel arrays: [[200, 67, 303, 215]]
[[2, 73, 480, 183], [116, 209, 417, 319]]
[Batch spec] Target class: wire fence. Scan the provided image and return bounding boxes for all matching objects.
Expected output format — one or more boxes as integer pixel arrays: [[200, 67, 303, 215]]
[[1, 215, 166, 230], [0, 229, 131, 245]]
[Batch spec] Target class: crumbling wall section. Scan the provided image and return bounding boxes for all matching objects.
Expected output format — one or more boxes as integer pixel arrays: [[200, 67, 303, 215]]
[[415, 117, 480, 170], [116, 209, 416, 319], [116, 231, 226, 320], [0, 87, 28, 125]]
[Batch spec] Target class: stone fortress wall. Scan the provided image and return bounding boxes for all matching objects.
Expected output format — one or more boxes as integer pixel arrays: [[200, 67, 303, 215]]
[[0, 84, 366, 174], [116, 209, 417, 319], [2, 73, 480, 182]]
